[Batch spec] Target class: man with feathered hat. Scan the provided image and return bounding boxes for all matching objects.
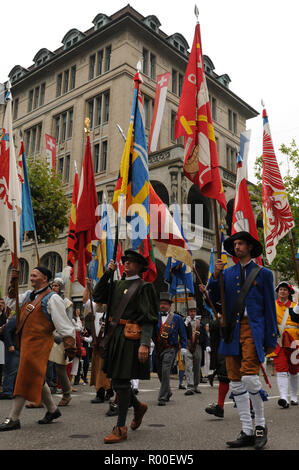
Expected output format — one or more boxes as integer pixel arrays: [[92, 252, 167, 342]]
[[203, 231, 277, 450]]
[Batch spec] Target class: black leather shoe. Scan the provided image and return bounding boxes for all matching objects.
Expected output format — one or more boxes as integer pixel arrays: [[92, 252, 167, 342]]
[[194, 387, 201, 394], [254, 425, 267, 450], [205, 403, 224, 418], [226, 431, 255, 448], [184, 389, 194, 396], [106, 403, 119, 416], [0, 418, 21, 431], [278, 398, 289, 409], [166, 392, 172, 401], [91, 396, 105, 403], [38, 408, 61, 424], [178, 384, 186, 390], [158, 400, 166, 406], [291, 400, 298, 406]]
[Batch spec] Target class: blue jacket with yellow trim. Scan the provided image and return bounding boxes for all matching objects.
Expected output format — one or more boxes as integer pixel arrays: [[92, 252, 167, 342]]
[[207, 261, 277, 362]]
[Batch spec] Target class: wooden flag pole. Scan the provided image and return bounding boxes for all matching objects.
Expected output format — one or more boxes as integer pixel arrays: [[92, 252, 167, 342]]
[[192, 265, 219, 319], [212, 199, 226, 326], [12, 200, 20, 328], [289, 231, 299, 286]]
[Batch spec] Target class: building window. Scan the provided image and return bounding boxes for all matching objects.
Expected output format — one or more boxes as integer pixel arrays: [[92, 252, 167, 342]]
[[71, 66, 76, 90], [64, 155, 71, 183], [233, 112, 237, 134], [172, 69, 177, 94], [87, 91, 110, 129], [171, 111, 176, 141], [228, 109, 237, 134], [40, 252, 63, 279], [97, 191, 103, 205], [7, 259, 29, 287], [89, 54, 96, 80], [24, 123, 42, 156], [93, 141, 108, 173], [226, 145, 238, 173], [54, 109, 74, 143], [211, 97, 217, 121], [57, 74, 62, 97], [13, 98, 19, 120], [142, 48, 148, 75], [94, 143, 100, 173], [63, 70, 69, 94], [101, 140, 108, 171], [89, 46, 111, 80], [178, 73, 184, 97], [105, 45, 111, 72], [98, 50, 104, 76], [150, 53, 156, 80], [28, 90, 34, 112]]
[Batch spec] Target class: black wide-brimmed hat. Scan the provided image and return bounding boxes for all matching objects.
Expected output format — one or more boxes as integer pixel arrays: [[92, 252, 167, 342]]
[[159, 292, 173, 304], [121, 249, 148, 273], [223, 231, 263, 259], [275, 281, 295, 295]]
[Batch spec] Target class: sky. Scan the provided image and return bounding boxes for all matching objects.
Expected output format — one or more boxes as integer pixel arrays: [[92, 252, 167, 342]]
[[1, 0, 298, 183]]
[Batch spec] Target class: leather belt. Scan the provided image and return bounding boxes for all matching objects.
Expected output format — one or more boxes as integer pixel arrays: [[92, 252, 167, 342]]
[[108, 317, 129, 325]]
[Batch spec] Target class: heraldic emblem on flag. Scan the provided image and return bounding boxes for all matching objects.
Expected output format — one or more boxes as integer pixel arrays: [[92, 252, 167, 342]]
[[175, 23, 226, 211], [262, 109, 295, 264]]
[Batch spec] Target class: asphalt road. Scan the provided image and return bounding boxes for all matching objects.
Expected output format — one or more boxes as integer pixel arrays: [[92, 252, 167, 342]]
[[0, 371, 298, 454]]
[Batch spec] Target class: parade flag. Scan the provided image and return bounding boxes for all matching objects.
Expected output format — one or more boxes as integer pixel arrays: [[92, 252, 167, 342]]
[[149, 185, 193, 267], [112, 72, 150, 250], [139, 234, 157, 283], [262, 108, 295, 264], [220, 224, 228, 269], [92, 198, 114, 280], [207, 248, 214, 280], [231, 130, 263, 265], [75, 136, 98, 287], [0, 86, 22, 258], [164, 203, 194, 294], [175, 23, 226, 211], [45, 134, 56, 172], [18, 140, 36, 251], [148, 72, 170, 153], [116, 240, 125, 278], [67, 162, 79, 282]]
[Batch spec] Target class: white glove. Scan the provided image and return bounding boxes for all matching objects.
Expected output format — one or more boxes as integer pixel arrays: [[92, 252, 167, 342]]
[[180, 348, 187, 357], [206, 346, 211, 353]]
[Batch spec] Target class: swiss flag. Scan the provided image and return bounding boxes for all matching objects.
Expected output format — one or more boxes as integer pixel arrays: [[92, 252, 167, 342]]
[[45, 134, 56, 172]]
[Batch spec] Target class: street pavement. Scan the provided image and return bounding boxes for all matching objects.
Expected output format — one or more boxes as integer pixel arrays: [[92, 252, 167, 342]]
[[0, 371, 298, 453]]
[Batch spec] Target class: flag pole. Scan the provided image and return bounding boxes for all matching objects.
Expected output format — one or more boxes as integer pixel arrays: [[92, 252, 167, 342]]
[[83, 117, 97, 346], [289, 231, 299, 286], [12, 199, 20, 328], [212, 199, 227, 325]]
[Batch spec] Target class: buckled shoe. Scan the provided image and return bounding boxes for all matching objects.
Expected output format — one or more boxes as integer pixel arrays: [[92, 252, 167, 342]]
[[254, 425, 267, 450], [226, 431, 255, 448]]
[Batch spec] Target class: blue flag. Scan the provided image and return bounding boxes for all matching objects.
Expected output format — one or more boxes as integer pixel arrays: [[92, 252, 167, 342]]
[[19, 141, 36, 251]]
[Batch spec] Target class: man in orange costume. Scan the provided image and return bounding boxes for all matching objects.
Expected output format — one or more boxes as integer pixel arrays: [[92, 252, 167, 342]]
[[0, 266, 76, 431], [273, 282, 299, 408]]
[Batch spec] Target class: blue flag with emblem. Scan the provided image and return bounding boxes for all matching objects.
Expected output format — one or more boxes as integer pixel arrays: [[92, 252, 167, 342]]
[[112, 72, 150, 250], [19, 140, 36, 251]]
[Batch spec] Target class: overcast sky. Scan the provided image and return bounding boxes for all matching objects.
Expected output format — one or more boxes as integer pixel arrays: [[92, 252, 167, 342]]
[[1, 0, 298, 182]]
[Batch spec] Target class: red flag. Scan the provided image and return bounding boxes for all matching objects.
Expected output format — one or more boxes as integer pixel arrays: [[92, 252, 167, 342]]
[[262, 108, 295, 264], [67, 163, 79, 282], [75, 136, 98, 287], [116, 240, 124, 279], [45, 134, 56, 172], [139, 234, 157, 283], [175, 24, 226, 211], [231, 131, 262, 265]]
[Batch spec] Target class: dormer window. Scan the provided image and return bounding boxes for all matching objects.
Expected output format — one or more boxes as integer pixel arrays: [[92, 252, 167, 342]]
[[167, 33, 189, 56], [9, 65, 28, 83], [143, 15, 161, 33], [218, 74, 231, 89], [62, 29, 85, 50], [33, 48, 55, 68], [92, 13, 111, 31]]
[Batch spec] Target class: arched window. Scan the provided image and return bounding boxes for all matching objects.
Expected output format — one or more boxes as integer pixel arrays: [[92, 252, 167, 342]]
[[9, 65, 28, 84], [40, 252, 63, 280], [167, 33, 189, 56], [151, 181, 169, 206], [6, 258, 29, 292], [143, 15, 161, 33], [33, 48, 55, 67], [92, 13, 111, 31], [187, 185, 211, 229], [62, 29, 85, 50]]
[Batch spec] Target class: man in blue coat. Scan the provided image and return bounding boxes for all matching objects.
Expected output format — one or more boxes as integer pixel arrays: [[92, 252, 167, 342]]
[[205, 231, 277, 450], [153, 293, 188, 406]]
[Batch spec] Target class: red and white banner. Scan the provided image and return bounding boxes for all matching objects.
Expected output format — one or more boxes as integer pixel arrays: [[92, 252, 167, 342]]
[[232, 130, 262, 265], [262, 108, 295, 264], [0, 89, 22, 258], [45, 134, 56, 171], [148, 72, 170, 153]]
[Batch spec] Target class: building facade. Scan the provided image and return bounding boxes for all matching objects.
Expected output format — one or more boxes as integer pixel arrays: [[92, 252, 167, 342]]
[[0, 5, 258, 311]]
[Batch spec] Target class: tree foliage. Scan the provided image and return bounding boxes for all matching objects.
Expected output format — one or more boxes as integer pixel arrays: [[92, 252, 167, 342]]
[[249, 140, 299, 280], [27, 158, 69, 244]]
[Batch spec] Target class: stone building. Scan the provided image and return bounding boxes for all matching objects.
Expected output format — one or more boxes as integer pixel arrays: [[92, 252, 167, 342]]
[[0, 5, 258, 312]]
